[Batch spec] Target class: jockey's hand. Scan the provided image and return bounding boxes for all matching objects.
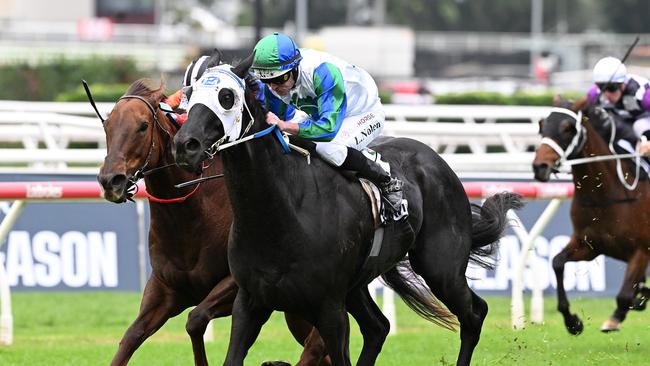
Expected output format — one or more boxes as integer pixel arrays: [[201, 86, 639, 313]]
[[266, 111, 299, 135], [639, 140, 650, 156]]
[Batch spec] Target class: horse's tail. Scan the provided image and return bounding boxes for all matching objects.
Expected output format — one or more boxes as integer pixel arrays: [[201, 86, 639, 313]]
[[381, 260, 458, 331], [469, 192, 524, 270]]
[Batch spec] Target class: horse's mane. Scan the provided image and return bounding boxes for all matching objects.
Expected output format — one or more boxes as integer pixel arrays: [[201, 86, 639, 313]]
[[125, 78, 166, 101]]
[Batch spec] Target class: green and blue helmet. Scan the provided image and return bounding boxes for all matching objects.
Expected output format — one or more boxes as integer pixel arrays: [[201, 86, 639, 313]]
[[251, 32, 302, 80]]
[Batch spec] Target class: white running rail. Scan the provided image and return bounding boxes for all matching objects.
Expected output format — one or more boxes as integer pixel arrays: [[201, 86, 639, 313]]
[[0, 101, 548, 172]]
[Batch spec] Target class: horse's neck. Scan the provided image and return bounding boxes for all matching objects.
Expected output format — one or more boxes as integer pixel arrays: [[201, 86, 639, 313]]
[[222, 125, 307, 223], [571, 124, 627, 198]]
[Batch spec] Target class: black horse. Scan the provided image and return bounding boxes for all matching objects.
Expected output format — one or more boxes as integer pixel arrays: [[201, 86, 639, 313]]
[[172, 55, 522, 366]]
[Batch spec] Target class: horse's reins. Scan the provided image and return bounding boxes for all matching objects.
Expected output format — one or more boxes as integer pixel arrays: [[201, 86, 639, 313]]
[[541, 107, 642, 191]]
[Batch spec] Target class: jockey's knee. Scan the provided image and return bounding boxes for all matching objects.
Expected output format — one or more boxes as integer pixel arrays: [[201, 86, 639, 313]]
[[314, 142, 348, 166]]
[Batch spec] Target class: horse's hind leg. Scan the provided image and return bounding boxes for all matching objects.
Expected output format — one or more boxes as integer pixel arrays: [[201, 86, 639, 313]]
[[284, 313, 332, 366], [186, 275, 238, 366], [311, 301, 353, 366], [552, 236, 597, 335], [345, 286, 391, 366], [111, 277, 185, 366], [603, 250, 650, 332], [408, 230, 485, 366], [223, 289, 273, 366]]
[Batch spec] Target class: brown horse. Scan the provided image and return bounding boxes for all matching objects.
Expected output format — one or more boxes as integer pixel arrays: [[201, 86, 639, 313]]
[[532, 97, 650, 334], [96, 78, 329, 365]]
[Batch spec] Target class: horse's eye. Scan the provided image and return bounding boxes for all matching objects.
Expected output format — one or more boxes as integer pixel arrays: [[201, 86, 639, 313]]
[[138, 122, 149, 133], [218, 89, 235, 110]]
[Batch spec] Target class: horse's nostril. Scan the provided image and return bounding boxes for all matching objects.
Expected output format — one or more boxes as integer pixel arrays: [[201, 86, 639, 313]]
[[109, 174, 127, 189], [185, 138, 201, 153]]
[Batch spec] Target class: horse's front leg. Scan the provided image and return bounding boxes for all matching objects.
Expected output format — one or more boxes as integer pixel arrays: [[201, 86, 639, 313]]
[[111, 276, 184, 366], [186, 275, 238, 366], [602, 250, 650, 332], [552, 236, 597, 335], [223, 289, 273, 366]]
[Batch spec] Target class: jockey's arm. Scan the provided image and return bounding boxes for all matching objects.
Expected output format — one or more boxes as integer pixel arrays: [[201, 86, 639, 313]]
[[295, 63, 347, 142]]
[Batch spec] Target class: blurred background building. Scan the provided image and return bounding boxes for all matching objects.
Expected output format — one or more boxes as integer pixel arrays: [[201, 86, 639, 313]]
[[1, 0, 650, 99]]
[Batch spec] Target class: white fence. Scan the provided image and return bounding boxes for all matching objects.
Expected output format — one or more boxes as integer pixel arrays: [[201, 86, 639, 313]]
[[0, 101, 548, 174]]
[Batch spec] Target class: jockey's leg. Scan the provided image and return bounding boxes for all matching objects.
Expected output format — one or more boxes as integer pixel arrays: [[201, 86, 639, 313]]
[[312, 141, 403, 217], [316, 109, 405, 217]]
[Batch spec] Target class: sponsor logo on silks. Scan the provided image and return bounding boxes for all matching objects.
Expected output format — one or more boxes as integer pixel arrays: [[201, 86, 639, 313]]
[[201, 76, 220, 86], [356, 112, 376, 127], [26, 184, 63, 198], [354, 120, 382, 146]]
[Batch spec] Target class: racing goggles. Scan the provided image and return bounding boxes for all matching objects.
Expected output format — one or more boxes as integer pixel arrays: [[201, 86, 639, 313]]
[[597, 82, 622, 93], [262, 71, 292, 85]]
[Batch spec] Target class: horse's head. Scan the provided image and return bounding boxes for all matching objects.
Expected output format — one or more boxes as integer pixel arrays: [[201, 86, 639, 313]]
[[532, 98, 585, 182], [173, 53, 256, 173], [97, 79, 168, 203]]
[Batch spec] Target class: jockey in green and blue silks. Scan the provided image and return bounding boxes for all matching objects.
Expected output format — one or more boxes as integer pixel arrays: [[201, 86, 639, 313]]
[[250, 32, 405, 220]]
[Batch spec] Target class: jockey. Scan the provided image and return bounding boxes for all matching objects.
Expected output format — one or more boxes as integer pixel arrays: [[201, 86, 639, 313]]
[[587, 56, 650, 156], [249, 32, 404, 216]]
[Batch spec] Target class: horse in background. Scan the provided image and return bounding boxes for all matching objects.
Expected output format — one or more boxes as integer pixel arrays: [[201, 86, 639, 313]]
[[95, 76, 330, 366], [532, 97, 650, 334], [172, 57, 523, 366]]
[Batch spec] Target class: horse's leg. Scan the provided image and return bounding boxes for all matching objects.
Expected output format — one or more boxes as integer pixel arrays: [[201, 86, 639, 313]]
[[284, 313, 332, 366], [602, 250, 650, 332], [551, 237, 597, 335], [223, 289, 273, 366], [631, 272, 649, 311], [312, 302, 352, 366], [408, 229, 483, 366], [111, 276, 185, 366], [345, 286, 390, 366], [185, 275, 238, 366]]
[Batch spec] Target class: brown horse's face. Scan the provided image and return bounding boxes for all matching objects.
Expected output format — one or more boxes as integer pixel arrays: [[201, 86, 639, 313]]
[[532, 110, 580, 181], [97, 98, 158, 203]]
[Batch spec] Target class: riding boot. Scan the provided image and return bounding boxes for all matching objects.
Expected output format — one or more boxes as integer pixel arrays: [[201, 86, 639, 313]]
[[340, 147, 404, 217]]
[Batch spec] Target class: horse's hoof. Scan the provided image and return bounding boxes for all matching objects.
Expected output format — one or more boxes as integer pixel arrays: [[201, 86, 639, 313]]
[[565, 314, 584, 335], [261, 361, 291, 366], [600, 318, 621, 333]]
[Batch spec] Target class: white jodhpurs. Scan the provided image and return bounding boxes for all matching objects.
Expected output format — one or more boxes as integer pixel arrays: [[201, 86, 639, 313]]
[[633, 115, 650, 139], [314, 109, 385, 166]]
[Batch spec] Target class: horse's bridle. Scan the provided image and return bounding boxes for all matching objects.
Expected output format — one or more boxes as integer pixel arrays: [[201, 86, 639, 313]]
[[539, 107, 586, 165], [117, 95, 163, 185], [113, 94, 196, 201], [540, 106, 641, 191]]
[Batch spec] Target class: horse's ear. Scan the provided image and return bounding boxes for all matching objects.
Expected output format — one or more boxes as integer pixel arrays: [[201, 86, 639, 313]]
[[537, 118, 544, 135], [552, 94, 562, 107], [232, 51, 254, 79], [206, 49, 223, 68], [570, 96, 588, 112]]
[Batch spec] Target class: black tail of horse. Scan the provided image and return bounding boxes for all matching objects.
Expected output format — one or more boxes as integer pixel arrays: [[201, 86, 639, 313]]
[[381, 262, 458, 331], [469, 192, 524, 269]]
